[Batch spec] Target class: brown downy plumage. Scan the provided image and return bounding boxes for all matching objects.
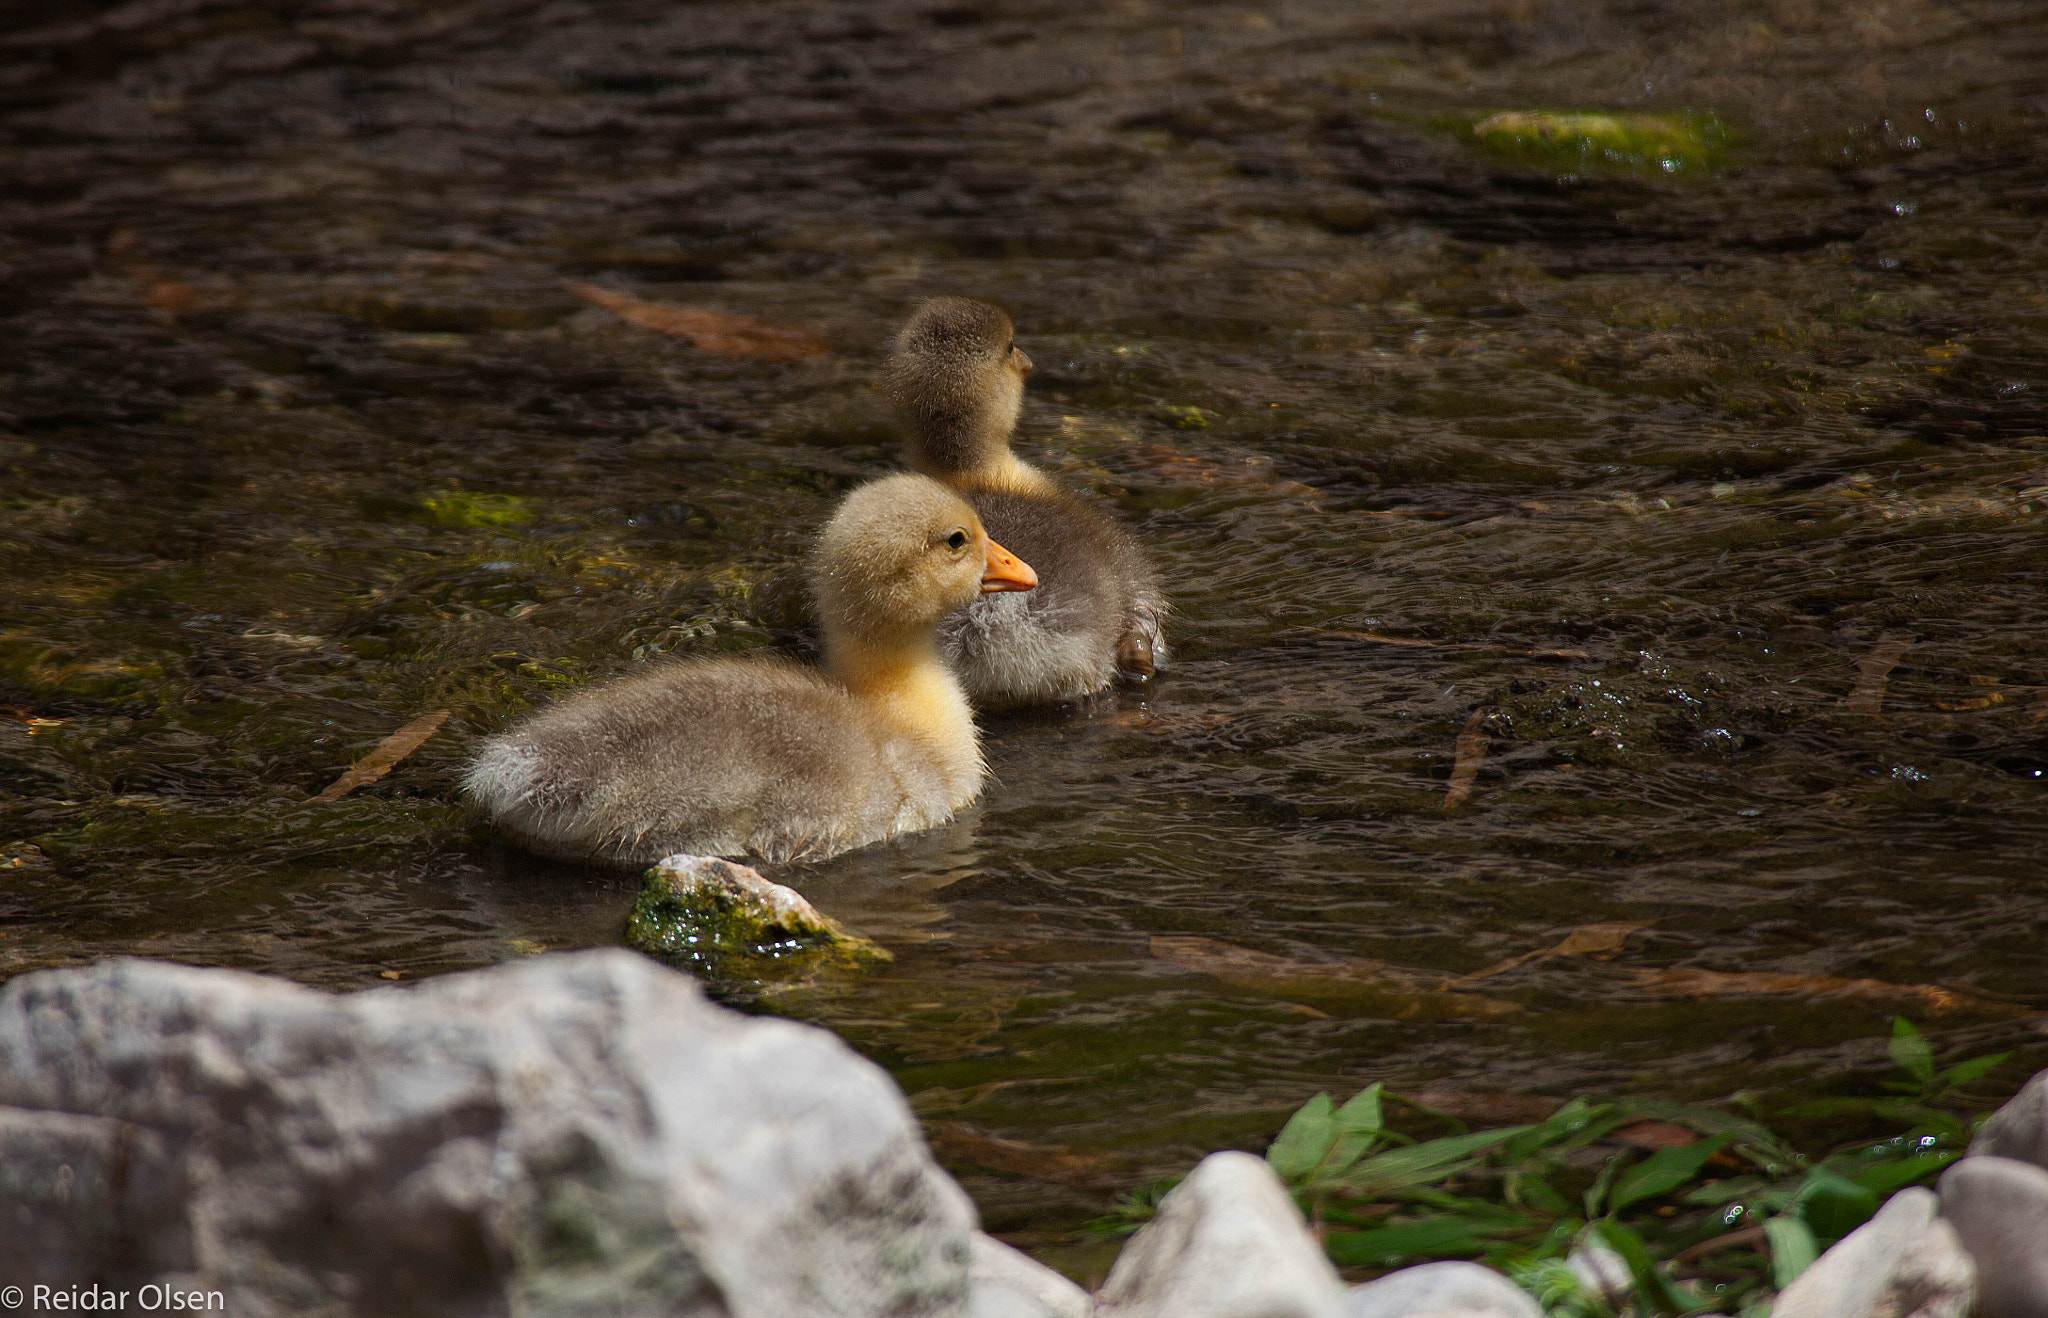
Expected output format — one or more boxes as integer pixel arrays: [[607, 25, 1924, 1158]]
[[463, 473, 1037, 866], [887, 296, 1166, 709]]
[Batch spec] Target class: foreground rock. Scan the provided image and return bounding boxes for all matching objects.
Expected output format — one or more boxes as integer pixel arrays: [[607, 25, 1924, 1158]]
[[1972, 1071, 2048, 1172], [0, 950, 972, 1315], [623, 852, 888, 983], [1343, 1260, 1542, 1318], [1094, 1151, 1347, 1318], [1940, 1155, 2048, 1318], [969, 1234, 1090, 1318], [1771, 1187, 1974, 1318]]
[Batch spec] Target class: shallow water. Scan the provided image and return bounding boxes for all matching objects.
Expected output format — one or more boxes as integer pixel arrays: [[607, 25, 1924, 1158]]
[[6, 0, 2048, 1278]]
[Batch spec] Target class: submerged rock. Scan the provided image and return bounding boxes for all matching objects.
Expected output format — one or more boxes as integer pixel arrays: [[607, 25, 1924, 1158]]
[[622, 852, 888, 982], [1772, 1186, 1974, 1318], [1971, 1069, 2048, 1172], [1093, 1150, 1346, 1318], [0, 950, 974, 1314], [1343, 1260, 1541, 1318], [1940, 1155, 2048, 1318], [1467, 110, 1734, 176]]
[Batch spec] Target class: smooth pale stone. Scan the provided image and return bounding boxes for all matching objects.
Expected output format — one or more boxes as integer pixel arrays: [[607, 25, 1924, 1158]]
[[1940, 1155, 2048, 1318], [1343, 1261, 1541, 1318], [1971, 1070, 2048, 1172], [0, 950, 977, 1314], [969, 1234, 1090, 1318], [1774, 1187, 1975, 1318], [1095, 1151, 1346, 1318], [1566, 1244, 1633, 1308]]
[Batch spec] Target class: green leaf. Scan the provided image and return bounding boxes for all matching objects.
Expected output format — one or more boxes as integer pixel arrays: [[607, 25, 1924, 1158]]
[[1499, 1098, 1613, 1165], [1267, 1092, 1336, 1182], [1508, 1172, 1573, 1216], [1335, 1126, 1534, 1193], [1610, 1134, 1735, 1211], [1596, 1218, 1712, 1314], [1765, 1214, 1819, 1288], [1939, 1052, 2011, 1090], [1583, 1149, 1626, 1219], [1889, 1017, 1936, 1087], [1610, 1098, 1798, 1168], [1310, 1084, 1388, 1180], [1325, 1217, 1498, 1266], [1794, 1168, 1878, 1242], [1849, 1149, 1958, 1198], [1681, 1174, 1765, 1207], [1335, 1082, 1385, 1133]]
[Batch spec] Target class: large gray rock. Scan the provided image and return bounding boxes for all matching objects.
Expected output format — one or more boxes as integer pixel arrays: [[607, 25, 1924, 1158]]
[[1094, 1151, 1346, 1318], [1972, 1070, 2048, 1172], [1773, 1186, 1975, 1318], [1940, 1155, 2048, 1318], [0, 951, 976, 1316], [1343, 1260, 1540, 1318], [968, 1234, 1088, 1318]]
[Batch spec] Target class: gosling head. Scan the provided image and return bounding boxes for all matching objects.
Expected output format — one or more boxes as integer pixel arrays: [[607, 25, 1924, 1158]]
[[811, 473, 1036, 650], [885, 296, 1034, 482]]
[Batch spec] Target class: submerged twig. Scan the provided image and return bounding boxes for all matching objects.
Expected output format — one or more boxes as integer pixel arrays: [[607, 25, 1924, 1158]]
[[308, 710, 451, 804], [1839, 632, 1916, 717], [1457, 920, 1653, 982], [1443, 708, 1491, 807]]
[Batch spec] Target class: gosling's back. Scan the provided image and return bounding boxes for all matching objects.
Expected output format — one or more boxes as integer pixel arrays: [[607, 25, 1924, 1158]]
[[945, 484, 1164, 708], [464, 655, 969, 867]]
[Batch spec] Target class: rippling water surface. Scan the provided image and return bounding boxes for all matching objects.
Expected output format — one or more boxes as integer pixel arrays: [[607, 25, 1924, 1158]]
[[6, 0, 2048, 1276]]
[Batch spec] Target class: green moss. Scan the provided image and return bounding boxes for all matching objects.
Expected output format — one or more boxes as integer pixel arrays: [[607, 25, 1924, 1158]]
[[1461, 109, 1739, 176], [622, 857, 889, 984]]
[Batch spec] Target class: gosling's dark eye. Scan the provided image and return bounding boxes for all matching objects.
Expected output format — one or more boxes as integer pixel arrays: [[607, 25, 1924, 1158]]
[[945, 529, 969, 551]]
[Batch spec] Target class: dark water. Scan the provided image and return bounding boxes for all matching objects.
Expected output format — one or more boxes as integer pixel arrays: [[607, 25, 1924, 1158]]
[[6, 0, 2048, 1278]]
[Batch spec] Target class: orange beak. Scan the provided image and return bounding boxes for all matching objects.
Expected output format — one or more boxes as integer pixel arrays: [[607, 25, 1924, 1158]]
[[1012, 346, 1034, 378], [980, 536, 1038, 593]]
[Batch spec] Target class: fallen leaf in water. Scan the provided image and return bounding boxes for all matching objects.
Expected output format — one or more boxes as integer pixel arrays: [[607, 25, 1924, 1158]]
[[1839, 633, 1915, 718], [1627, 967, 2009, 1016], [309, 709, 451, 803], [379, 970, 402, 980], [1444, 708, 1490, 807], [1459, 920, 1654, 982], [565, 282, 830, 359], [1609, 1120, 1700, 1151], [927, 1124, 1126, 1188], [1149, 935, 1522, 1019]]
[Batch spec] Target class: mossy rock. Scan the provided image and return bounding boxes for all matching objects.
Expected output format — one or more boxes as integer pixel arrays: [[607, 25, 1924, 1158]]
[[1464, 110, 1739, 176], [622, 854, 889, 984]]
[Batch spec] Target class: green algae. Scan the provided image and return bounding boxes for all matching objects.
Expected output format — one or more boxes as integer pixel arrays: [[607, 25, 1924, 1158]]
[[420, 490, 535, 529], [622, 857, 889, 985], [1462, 109, 1739, 176]]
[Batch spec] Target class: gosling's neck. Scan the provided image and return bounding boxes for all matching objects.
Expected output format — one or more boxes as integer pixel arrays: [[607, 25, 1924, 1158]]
[[908, 432, 1056, 497], [824, 625, 983, 801]]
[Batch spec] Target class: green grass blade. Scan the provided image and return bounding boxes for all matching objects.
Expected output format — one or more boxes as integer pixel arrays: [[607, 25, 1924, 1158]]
[[1610, 1134, 1734, 1211], [1335, 1126, 1534, 1193], [1889, 1017, 1936, 1087]]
